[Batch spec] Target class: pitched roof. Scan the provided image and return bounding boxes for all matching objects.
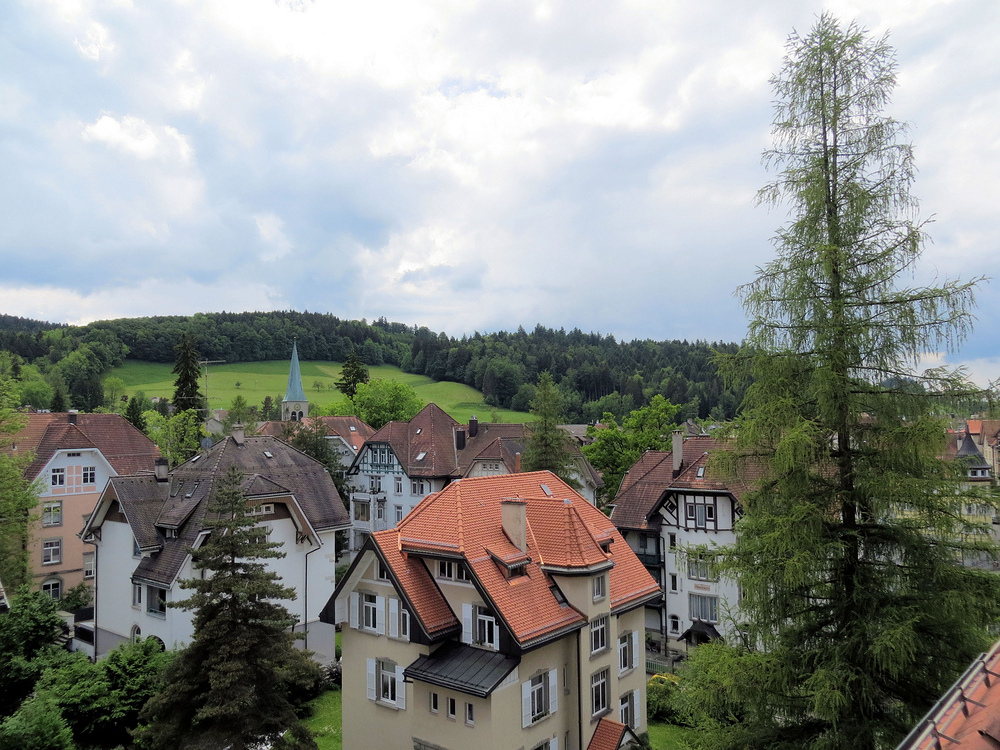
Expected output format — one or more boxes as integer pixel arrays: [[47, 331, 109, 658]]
[[587, 718, 635, 750], [8, 413, 160, 480], [404, 641, 519, 698], [283, 341, 307, 403], [383, 472, 659, 647], [957, 432, 991, 469], [90, 434, 349, 587], [254, 415, 375, 452]]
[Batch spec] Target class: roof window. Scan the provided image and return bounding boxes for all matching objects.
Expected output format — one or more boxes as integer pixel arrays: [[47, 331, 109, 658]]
[[540, 484, 552, 497], [416, 428, 422, 434], [697, 467, 705, 478], [416, 451, 426, 461], [263, 451, 273, 459], [349, 426, 356, 431], [190, 455, 201, 463]]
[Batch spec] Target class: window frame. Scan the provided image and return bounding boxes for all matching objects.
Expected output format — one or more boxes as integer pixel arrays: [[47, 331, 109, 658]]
[[83, 552, 95, 579], [42, 538, 62, 565], [378, 659, 397, 704], [147, 586, 167, 617], [590, 615, 609, 654], [83, 466, 96, 484], [619, 632, 633, 672], [592, 574, 606, 601], [689, 593, 719, 623], [362, 593, 379, 630], [430, 692, 439, 713], [42, 501, 63, 527], [132, 583, 143, 608], [51, 467, 65, 486], [354, 501, 371, 522], [447, 697, 457, 720], [465, 702, 475, 726], [530, 673, 548, 723], [42, 578, 62, 600], [591, 668, 609, 716]]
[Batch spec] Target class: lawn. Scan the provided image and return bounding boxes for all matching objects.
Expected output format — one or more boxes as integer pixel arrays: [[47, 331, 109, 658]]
[[305, 689, 342, 750], [108, 359, 532, 424], [648, 722, 699, 749]]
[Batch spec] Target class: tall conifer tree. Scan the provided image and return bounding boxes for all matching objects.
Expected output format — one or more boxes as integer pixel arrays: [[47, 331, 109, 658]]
[[137, 467, 317, 750], [684, 15, 1000, 750], [522, 372, 581, 489], [171, 332, 205, 413]]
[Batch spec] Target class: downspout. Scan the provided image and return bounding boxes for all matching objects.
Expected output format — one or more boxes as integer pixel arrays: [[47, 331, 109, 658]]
[[88, 537, 98, 658], [577, 627, 584, 750], [303, 538, 320, 652]]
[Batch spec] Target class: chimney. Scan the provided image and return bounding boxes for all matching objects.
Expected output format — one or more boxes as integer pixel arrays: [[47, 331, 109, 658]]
[[501, 500, 527, 553], [514, 452, 521, 473], [67, 411, 77, 425], [154, 457, 169, 482], [455, 427, 466, 451], [232, 423, 245, 445], [672, 430, 684, 478], [469, 416, 478, 438]]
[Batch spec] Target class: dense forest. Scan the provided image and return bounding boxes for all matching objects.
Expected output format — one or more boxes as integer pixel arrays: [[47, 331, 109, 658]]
[[0, 311, 745, 421]]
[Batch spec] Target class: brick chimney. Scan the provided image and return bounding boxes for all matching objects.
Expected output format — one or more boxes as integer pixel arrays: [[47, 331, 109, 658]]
[[154, 457, 169, 482], [672, 430, 684, 478], [67, 411, 77, 424], [469, 416, 478, 438], [514, 452, 521, 473], [501, 499, 527, 552]]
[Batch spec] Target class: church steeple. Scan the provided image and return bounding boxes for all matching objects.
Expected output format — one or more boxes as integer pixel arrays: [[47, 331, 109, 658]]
[[281, 341, 308, 421]]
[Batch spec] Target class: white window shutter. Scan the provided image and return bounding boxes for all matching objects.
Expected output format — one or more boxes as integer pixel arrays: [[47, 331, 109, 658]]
[[375, 595, 386, 635], [334, 597, 347, 624], [462, 603, 473, 644], [548, 669, 558, 714], [633, 689, 640, 725], [395, 665, 407, 709], [349, 592, 359, 630], [631, 630, 640, 669], [551, 738, 558, 750], [521, 680, 531, 728], [389, 598, 399, 638], [366, 659, 376, 701]]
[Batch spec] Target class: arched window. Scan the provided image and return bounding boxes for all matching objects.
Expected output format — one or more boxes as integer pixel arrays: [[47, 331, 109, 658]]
[[149, 636, 166, 651], [41, 577, 62, 600], [669, 615, 680, 634], [131, 625, 142, 642]]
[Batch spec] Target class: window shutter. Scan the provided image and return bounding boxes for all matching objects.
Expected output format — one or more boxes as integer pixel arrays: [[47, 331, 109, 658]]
[[375, 596, 386, 635], [334, 596, 347, 624], [631, 630, 640, 669], [366, 659, 376, 701], [462, 603, 473, 644], [551, 738, 558, 750], [395, 665, 406, 709], [633, 689, 640, 725], [389, 598, 399, 638], [521, 680, 531, 728], [548, 669, 558, 714], [349, 592, 359, 629]]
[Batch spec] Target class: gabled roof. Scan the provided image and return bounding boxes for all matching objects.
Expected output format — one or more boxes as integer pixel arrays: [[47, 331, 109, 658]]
[[8, 413, 160, 481], [588, 717, 638, 750], [86, 434, 349, 588], [254, 415, 375, 453], [381, 472, 659, 647], [283, 342, 307, 403]]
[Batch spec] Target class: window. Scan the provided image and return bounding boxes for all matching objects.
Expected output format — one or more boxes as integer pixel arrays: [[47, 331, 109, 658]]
[[705, 504, 715, 521], [389, 598, 409, 641], [590, 615, 608, 654], [354, 501, 370, 522], [465, 702, 475, 726], [475, 608, 497, 649], [669, 533, 677, 550], [456, 564, 471, 582], [521, 670, 557, 727], [688, 554, 714, 581], [132, 583, 143, 607], [42, 538, 61, 565], [620, 692, 634, 727], [592, 574, 606, 601], [369, 475, 381, 492], [363, 593, 379, 630], [530, 674, 547, 722], [376, 503, 385, 521], [394, 505, 403, 523], [430, 692, 439, 713], [400, 609, 410, 640], [394, 476, 403, 494], [83, 552, 95, 579], [411, 479, 426, 495], [619, 631, 637, 673], [83, 466, 96, 484], [670, 574, 678, 592], [669, 614, 680, 633], [377, 561, 391, 580], [147, 586, 167, 616], [131, 625, 142, 642], [690, 593, 718, 622], [379, 659, 397, 703], [42, 501, 62, 527], [447, 697, 456, 719], [51, 467, 65, 486], [437, 560, 454, 580], [591, 668, 609, 716], [42, 578, 61, 599]]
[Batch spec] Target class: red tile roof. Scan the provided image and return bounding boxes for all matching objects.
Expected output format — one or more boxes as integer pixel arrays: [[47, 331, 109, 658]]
[[7, 413, 160, 480], [381, 472, 659, 647], [255, 416, 375, 452], [587, 717, 631, 750]]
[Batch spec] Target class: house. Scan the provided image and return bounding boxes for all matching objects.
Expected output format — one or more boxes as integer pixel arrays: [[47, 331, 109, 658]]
[[609, 431, 749, 652], [255, 415, 376, 464], [322, 471, 658, 750], [78, 426, 350, 659], [347, 403, 604, 551], [4, 412, 160, 601]]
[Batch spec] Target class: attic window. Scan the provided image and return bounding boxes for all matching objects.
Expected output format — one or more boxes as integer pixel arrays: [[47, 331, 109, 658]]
[[416, 451, 426, 461], [67, 452, 81, 457], [697, 467, 705, 478], [540, 484, 552, 497], [263, 451, 273, 459], [349, 426, 356, 431], [416, 428, 422, 434], [164, 528, 178, 539], [550, 585, 568, 605], [190, 455, 201, 463], [599, 539, 612, 553]]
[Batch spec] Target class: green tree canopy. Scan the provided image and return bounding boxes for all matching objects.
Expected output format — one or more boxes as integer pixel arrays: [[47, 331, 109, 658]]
[[335, 351, 369, 400], [0, 587, 67, 720], [0, 381, 37, 589], [137, 467, 318, 750], [521, 372, 580, 489], [350, 379, 423, 430], [124, 394, 147, 433], [684, 15, 1000, 750]]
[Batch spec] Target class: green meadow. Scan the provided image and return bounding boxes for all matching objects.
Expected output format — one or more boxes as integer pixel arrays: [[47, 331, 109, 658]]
[[108, 359, 532, 424]]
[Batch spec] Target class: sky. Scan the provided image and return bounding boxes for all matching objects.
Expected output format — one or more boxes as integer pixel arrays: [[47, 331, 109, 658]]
[[1, 0, 998, 383]]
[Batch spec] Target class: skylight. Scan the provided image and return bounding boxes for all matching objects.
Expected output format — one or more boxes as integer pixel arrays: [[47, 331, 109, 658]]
[[697, 467, 705, 478], [540, 484, 552, 497], [416, 428, 422, 434], [349, 426, 356, 431], [416, 451, 426, 461], [264, 451, 273, 459]]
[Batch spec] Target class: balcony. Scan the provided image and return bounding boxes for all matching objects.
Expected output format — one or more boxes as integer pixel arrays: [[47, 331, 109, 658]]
[[352, 491, 387, 504], [636, 551, 662, 567]]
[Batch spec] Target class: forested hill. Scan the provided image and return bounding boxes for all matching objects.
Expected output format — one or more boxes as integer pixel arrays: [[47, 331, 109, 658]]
[[0, 311, 745, 421]]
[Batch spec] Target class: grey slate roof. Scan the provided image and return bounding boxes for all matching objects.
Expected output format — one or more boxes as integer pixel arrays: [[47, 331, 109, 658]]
[[405, 641, 520, 698], [283, 342, 307, 403]]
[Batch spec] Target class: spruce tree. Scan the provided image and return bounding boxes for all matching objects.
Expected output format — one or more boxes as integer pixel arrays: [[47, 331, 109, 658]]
[[171, 333, 205, 413], [334, 351, 369, 400], [685, 15, 1000, 750], [137, 467, 318, 750], [123, 395, 147, 433], [522, 372, 581, 489]]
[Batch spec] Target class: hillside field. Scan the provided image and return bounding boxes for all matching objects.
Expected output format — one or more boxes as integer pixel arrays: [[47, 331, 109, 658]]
[[108, 359, 532, 424]]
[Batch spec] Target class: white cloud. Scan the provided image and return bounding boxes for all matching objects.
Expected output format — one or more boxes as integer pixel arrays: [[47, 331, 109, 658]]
[[254, 212, 293, 262], [74, 20, 113, 60], [82, 114, 193, 163]]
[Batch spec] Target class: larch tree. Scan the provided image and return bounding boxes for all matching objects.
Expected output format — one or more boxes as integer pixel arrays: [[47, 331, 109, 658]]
[[522, 372, 581, 489], [683, 15, 1000, 750], [136, 467, 318, 750], [171, 332, 205, 413]]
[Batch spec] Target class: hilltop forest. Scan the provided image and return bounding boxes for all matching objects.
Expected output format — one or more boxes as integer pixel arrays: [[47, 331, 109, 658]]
[[0, 311, 744, 422]]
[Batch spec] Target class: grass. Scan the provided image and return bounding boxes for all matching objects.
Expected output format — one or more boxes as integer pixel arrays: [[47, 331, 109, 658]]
[[108, 359, 532, 424], [305, 689, 342, 750], [648, 722, 699, 749]]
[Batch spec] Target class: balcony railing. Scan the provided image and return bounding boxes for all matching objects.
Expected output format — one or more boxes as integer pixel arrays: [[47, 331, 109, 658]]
[[635, 551, 662, 567]]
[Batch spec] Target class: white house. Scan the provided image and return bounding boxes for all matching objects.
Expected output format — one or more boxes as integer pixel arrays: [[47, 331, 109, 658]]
[[79, 427, 351, 660]]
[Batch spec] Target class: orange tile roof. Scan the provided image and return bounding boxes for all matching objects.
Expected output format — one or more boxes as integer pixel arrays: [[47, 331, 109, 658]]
[[898, 638, 1000, 749], [389, 472, 660, 647], [588, 717, 630, 750]]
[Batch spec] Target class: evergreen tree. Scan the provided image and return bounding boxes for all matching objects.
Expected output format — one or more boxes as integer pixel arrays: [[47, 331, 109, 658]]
[[137, 467, 318, 749], [0, 380, 37, 590], [522, 372, 581, 489], [171, 333, 204, 413], [48, 388, 66, 413], [685, 15, 1000, 750], [335, 351, 369, 400], [124, 395, 147, 433]]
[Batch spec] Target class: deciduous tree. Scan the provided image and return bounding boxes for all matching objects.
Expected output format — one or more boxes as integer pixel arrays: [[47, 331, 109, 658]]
[[0, 380, 37, 590], [684, 16, 1000, 750], [351, 379, 422, 430]]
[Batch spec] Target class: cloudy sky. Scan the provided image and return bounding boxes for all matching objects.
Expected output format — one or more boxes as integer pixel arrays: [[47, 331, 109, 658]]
[[1, 0, 997, 380]]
